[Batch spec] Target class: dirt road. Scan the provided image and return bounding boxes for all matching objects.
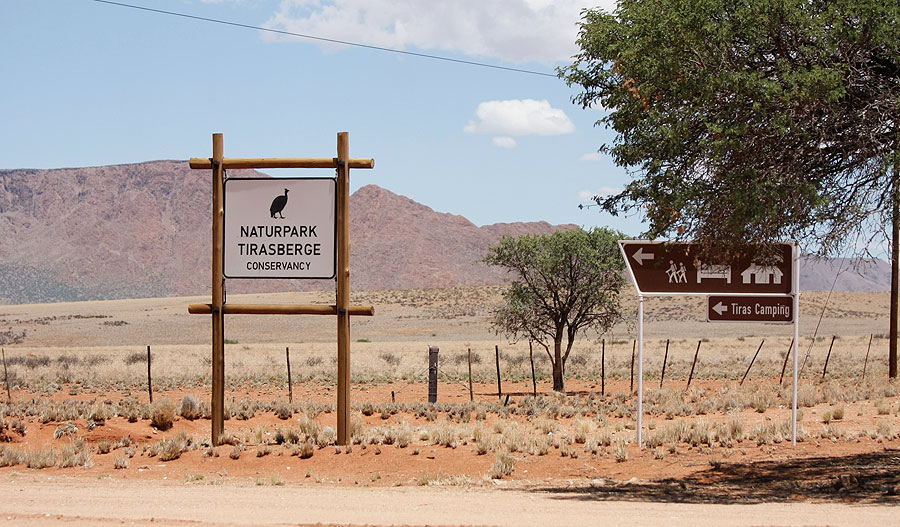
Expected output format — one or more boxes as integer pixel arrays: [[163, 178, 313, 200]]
[[0, 474, 894, 527]]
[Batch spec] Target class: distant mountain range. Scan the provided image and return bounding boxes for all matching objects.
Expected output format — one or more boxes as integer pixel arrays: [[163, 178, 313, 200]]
[[0, 161, 892, 304]]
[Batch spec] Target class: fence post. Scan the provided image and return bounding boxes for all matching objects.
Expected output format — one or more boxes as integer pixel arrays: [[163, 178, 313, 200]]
[[740, 339, 765, 386], [686, 340, 701, 389], [659, 339, 669, 389], [601, 339, 606, 397], [467, 348, 474, 402], [529, 341, 537, 397], [147, 345, 152, 404], [629, 339, 636, 394], [2, 348, 10, 403], [822, 335, 836, 379], [428, 346, 439, 404], [862, 334, 873, 382], [286, 347, 293, 404], [779, 338, 794, 385], [495, 345, 502, 401]]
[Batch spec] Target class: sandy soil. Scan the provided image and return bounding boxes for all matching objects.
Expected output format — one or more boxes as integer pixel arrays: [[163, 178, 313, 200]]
[[1, 473, 898, 527], [1, 287, 899, 525]]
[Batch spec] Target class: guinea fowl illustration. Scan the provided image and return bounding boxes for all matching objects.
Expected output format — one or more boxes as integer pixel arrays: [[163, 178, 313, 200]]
[[269, 189, 289, 219]]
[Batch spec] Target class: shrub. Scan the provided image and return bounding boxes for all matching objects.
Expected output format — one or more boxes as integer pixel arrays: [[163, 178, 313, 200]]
[[53, 422, 78, 440], [274, 402, 292, 420], [0, 446, 26, 467], [151, 431, 192, 461], [150, 400, 176, 431], [58, 440, 92, 468], [613, 441, 628, 463], [180, 395, 202, 420], [96, 440, 113, 455], [26, 448, 57, 469], [114, 455, 129, 469], [488, 452, 516, 479], [298, 440, 315, 459]]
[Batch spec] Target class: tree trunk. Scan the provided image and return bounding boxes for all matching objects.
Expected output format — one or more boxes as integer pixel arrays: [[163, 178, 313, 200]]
[[552, 337, 565, 392], [891, 149, 899, 379]]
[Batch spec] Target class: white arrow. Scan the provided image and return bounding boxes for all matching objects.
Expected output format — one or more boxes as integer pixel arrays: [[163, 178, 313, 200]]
[[712, 301, 727, 316], [631, 247, 654, 266]]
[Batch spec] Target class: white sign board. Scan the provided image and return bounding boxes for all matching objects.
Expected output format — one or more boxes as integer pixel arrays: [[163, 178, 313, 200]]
[[224, 177, 335, 279]]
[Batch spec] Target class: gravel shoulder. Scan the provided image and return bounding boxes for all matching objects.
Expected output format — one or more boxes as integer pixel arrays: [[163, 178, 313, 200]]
[[0, 474, 896, 527]]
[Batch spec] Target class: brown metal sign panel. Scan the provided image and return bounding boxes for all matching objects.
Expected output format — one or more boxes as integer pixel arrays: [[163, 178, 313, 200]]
[[707, 295, 794, 323], [619, 241, 794, 295]]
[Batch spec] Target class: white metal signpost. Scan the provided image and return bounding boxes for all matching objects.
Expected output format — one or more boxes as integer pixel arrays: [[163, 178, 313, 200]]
[[224, 177, 336, 279], [619, 241, 800, 447]]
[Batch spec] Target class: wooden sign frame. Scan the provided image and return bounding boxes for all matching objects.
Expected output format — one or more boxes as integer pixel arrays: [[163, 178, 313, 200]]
[[189, 132, 374, 446]]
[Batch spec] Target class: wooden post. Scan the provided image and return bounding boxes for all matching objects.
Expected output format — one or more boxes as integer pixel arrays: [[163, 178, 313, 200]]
[[467, 348, 474, 402], [495, 345, 502, 401], [629, 339, 636, 394], [2, 348, 10, 403], [659, 339, 669, 389], [286, 347, 293, 404], [601, 339, 605, 397], [211, 133, 226, 446], [822, 335, 836, 380], [686, 340, 701, 389], [779, 337, 794, 385], [336, 132, 351, 446], [335, 132, 350, 446], [147, 345, 153, 404], [862, 334, 873, 381], [740, 339, 765, 386], [428, 346, 439, 404], [529, 341, 537, 397]]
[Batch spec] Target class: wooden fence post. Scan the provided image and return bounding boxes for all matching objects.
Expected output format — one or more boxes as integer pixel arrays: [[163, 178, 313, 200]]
[[686, 340, 701, 390], [428, 346, 439, 404], [630, 339, 636, 394], [601, 339, 606, 397], [740, 340, 765, 386], [779, 338, 794, 385], [659, 339, 669, 389], [822, 335, 836, 379], [529, 342, 537, 397], [147, 345, 153, 404], [286, 347, 293, 404], [862, 334, 873, 382], [495, 345, 502, 401], [467, 348, 474, 402], [2, 348, 10, 403]]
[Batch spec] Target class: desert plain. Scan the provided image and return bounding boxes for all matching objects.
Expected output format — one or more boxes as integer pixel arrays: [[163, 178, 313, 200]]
[[0, 285, 899, 526]]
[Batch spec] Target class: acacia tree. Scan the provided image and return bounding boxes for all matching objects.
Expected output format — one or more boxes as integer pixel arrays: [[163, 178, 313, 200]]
[[483, 228, 625, 392], [561, 0, 900, 376]]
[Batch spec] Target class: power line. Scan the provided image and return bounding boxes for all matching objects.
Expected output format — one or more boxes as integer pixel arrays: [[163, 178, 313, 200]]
[[90, 0, 558, 78]]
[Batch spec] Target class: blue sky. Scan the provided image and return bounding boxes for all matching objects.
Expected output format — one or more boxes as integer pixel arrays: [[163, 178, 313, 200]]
[[1, 0, 641, 234]]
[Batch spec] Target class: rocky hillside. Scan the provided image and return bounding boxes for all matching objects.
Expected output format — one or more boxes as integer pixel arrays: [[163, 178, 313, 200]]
[[0, 161, 575, 303], [0, 161, 892, 304]]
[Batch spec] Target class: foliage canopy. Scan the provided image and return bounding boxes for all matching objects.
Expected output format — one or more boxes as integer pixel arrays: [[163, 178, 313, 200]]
[[483, 228, 626, 391], [561, 0, 900, 259]]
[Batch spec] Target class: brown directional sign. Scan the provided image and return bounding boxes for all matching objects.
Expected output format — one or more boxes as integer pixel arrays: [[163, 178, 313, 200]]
[[619, 241, 795, 295], [707, 295, 794, 323]]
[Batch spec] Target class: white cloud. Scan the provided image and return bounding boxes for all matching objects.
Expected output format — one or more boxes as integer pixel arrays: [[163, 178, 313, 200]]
[[264, 0, 619, 63], [492, 136, 518, 148], [580, 152, 604, 161], [464, 99, 575, 137]]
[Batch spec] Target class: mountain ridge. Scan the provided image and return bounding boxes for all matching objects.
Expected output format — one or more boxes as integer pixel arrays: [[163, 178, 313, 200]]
[[0, 161, 892, 304]]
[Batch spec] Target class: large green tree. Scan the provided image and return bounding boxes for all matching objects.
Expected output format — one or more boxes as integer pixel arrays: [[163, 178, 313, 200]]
[[561, 0, 900, 376], [483, 228, 626, 392]]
